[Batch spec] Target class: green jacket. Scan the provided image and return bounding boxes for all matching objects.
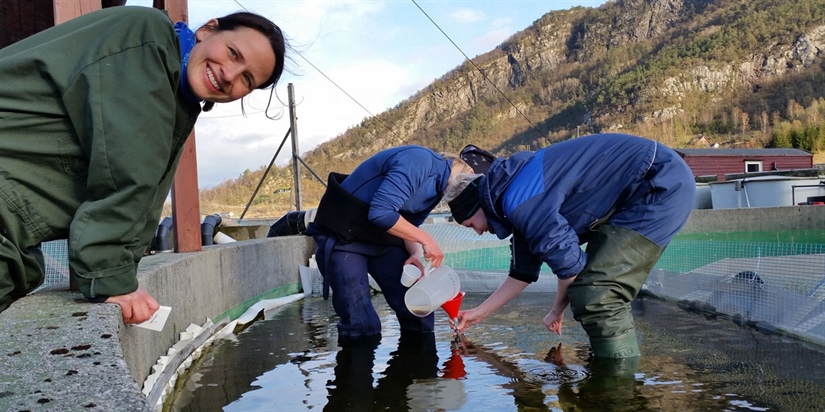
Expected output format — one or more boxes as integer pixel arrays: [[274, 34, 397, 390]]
[[0, 7, 201, 299]]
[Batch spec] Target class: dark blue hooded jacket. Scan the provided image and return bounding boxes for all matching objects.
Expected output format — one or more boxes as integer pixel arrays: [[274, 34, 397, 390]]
[[343, 145, 452, 230], [478, 133, 694, 282]]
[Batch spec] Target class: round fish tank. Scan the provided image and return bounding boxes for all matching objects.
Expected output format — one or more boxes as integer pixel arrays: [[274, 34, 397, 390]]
[[709, 176, 825, 209]]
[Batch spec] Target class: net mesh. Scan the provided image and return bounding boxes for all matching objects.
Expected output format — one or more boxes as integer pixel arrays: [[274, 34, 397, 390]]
[[38, 239, 70, 291], [423, 222, 825, 346]]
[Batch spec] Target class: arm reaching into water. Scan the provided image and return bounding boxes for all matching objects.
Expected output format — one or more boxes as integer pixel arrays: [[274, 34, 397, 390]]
[[543, 276, 575, 335], [457, 277, 529, 333]]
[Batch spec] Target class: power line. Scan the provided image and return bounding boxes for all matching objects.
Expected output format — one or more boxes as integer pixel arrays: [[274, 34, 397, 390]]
[[290, 49, 405, 143], [410, 0, 545, 141]]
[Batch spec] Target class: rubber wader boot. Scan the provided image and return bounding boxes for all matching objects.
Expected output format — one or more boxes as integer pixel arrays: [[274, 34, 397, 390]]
[[567, 225, 663, 358], [590, 330, 640, 358]]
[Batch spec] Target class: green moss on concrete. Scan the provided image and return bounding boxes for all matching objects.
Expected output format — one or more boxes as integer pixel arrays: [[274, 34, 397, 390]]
[[213, 282, 302, 322]]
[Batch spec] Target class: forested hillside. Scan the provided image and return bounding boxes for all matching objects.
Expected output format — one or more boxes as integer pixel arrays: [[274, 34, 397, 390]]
[[196, 0, 825, 219]]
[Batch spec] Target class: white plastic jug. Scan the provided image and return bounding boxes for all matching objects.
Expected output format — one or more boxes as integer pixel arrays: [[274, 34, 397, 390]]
[[404, 264, 461, 317]]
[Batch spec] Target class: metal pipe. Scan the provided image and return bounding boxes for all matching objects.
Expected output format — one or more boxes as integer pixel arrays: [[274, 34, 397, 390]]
[[289, 83, 303, 212], [791, 181, 825, 205]]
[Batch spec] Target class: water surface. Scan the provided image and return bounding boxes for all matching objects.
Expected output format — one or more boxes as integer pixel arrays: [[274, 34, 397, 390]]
[[166, 293, 825, 411]]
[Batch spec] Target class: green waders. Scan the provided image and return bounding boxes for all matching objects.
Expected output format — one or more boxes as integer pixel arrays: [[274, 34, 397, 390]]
[[567, 224, 663, 358], [556, 356, 640, 408]]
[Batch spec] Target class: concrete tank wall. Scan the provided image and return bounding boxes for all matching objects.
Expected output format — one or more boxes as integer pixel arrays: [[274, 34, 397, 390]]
[[679, 205, 825, 234]]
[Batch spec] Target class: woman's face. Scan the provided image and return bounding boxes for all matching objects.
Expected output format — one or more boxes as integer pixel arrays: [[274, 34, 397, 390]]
[[187, 21, 276, 103]]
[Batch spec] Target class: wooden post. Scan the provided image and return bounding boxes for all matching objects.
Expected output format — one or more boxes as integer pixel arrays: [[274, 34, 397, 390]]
[[53, 0, 100, 24], [154, 0, 201, 253]]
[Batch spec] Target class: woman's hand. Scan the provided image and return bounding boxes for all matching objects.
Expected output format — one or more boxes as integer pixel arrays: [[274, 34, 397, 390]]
[[105, 286, 160, 324], [420, 235, 444, 267], [404, 256, 425, 273], [543, 308, 564, 335], [388, 219, 443, 266], [456, 307, 486, 333]]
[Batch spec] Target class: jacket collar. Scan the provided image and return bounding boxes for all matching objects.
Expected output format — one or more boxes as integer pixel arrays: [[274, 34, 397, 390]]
[[479, 152, 534, 239]]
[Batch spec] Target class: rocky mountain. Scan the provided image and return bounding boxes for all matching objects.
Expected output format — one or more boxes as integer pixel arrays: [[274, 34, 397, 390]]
[[199, 0, 825, 218]]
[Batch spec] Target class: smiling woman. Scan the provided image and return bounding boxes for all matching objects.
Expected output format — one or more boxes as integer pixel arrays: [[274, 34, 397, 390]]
[[186, 12, 286, 110], [0, 6, 286, 325]]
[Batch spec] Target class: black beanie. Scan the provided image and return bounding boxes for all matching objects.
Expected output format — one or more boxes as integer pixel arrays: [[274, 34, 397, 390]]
[[460, 144, 496, 174], [448, 176, 483, 223]]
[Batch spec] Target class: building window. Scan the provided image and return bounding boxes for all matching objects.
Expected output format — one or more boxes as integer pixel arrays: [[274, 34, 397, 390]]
[[745, 160, 762, 173]]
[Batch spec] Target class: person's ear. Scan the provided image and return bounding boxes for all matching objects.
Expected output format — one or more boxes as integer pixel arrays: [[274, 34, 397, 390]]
[[195, 19, 220, 41]]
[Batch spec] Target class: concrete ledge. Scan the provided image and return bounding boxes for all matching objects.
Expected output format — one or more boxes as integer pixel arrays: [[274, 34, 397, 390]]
[[680, 205, 824, 234], [0, 235, 314, 411]]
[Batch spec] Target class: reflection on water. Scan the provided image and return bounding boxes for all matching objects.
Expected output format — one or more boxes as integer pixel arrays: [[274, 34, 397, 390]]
[[165, 294, 825, 411]]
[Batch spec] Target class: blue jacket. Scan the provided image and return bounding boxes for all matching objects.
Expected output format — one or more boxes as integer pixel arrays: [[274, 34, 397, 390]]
[[343, 146, 452, 230], [479, 133, 693, 282]]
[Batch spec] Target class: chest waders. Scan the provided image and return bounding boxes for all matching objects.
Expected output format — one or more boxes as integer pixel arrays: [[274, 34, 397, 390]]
[[566, 224, 663, 358]]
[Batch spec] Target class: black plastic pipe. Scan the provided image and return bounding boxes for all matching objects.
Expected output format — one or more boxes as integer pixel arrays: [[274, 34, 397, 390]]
[[152, 216, 174, 253], [201, 214, 223, 246]]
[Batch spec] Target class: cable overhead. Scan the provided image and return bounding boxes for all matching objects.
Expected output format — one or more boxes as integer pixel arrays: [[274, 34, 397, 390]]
[[411, 0, 545, 141], [292, 51, 405, 143]]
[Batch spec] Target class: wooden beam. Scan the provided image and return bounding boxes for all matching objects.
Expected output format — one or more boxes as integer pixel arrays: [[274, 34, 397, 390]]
[[153, 0, 188, 23], [53, 0, 99, 25], [153, 0, 202, 253], [171, 133, 202, 253]]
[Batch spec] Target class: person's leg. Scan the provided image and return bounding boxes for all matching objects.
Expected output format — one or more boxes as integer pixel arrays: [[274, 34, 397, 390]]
[[567, 224, 662, 358], [327, 249, 382, 341], [0, 230, 44, 314], [326, 336, 380, 410], [367, 246, 435, 334], [571, 145, 694, 358]]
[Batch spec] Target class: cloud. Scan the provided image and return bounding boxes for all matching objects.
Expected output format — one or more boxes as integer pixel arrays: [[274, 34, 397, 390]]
[[448, 7, 485, 23], [491, 17, 513, 29]]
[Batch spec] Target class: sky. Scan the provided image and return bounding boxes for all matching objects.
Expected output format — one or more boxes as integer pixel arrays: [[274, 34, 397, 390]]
[[129, 0, 608, 188]]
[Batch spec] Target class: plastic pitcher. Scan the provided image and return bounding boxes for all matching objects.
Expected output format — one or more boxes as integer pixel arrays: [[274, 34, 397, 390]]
[[404, 264, 461, 317]]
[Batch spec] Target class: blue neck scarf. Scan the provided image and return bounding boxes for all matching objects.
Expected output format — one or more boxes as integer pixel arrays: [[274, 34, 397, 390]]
[[174, 22, 202, 103]]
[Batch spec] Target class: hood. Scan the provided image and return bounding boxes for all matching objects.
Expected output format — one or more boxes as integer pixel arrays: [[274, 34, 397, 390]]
[[479, 151, 534, 239]]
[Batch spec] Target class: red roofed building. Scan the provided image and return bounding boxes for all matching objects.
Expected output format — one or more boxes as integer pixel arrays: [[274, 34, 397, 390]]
[[674, 148, 813, 177]]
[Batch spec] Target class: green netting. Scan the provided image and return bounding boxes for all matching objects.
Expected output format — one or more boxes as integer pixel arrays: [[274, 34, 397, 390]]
[[422, 223, 825, 346]]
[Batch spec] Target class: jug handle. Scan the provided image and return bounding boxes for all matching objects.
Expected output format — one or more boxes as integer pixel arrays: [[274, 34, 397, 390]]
[[424, 261, 434, 274]]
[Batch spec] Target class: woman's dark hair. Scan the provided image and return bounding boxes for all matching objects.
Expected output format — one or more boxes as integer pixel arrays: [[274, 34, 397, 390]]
[[200, 11, 287, 111]]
